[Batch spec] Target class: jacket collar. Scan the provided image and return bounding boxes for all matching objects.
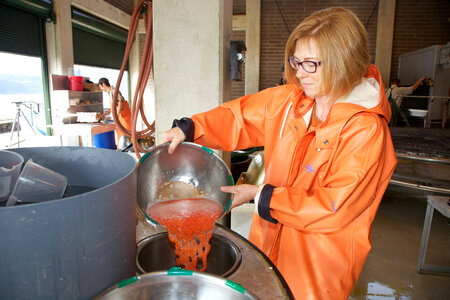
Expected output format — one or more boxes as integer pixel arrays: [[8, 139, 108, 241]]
[[289, 65, 389, 149]]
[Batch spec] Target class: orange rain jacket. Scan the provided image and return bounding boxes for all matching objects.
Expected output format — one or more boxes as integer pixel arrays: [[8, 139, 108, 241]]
[[189, 65, 397, 299], [117, 101, 131, 135], [107, 88, 131, 144]]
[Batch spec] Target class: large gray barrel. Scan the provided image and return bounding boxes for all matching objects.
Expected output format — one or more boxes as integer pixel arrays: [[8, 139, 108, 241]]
[[0, 147, 137, 300]]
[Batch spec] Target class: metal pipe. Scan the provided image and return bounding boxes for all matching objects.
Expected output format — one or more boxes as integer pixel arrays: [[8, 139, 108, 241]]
[[389, 179, 450, 194], [396, 153, 450, 165]]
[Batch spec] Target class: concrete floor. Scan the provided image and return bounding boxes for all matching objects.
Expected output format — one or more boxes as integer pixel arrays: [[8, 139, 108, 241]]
[[349, 188, 450, 299], [230, 186, 450, 299]]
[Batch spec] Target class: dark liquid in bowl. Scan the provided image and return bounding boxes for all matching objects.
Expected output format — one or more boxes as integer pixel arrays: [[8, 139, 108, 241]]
[[0, 186, 96, 206], [62, 185, 96, 197]]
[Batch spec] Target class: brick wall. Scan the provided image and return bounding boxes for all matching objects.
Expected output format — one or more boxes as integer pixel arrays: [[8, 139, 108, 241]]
[[257, 0, 449, 91], [121, 0, 449, 97], [390, 0, 450, 81], [233, 0, 246, 15], [259, 0, 379, 90]]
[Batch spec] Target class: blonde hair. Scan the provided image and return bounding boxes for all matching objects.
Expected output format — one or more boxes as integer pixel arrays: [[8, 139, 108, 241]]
[[285, 7, 370, 100]]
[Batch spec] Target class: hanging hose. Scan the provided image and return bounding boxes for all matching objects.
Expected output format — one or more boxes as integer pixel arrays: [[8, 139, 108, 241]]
[[111, 0, 155, 159]]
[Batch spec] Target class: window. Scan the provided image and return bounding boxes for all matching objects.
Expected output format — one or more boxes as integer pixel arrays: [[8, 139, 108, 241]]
[[0, 52, 46, 146], [73, 64, 130, 107]]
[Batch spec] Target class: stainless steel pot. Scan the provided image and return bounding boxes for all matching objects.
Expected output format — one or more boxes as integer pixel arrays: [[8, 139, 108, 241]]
[[136, 232, 242, 277]]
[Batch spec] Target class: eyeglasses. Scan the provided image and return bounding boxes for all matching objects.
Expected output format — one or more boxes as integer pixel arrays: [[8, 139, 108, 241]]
[[288, 56, 321, 73]]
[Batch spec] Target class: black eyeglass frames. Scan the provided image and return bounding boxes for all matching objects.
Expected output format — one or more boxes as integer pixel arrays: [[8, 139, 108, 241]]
[[288, 56, 321, 73]]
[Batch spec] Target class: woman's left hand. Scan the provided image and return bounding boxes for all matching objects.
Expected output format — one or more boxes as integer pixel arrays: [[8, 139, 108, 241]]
[[160, 127, 186, 154], [221, 184, 259, 210]]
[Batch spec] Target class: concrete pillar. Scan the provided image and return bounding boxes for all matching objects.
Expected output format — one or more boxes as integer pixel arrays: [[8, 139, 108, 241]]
[[51, 0, 74, 76], [245, 0, 261, 94], [375, 0, 396, 88], [153, 0, 233, 142]]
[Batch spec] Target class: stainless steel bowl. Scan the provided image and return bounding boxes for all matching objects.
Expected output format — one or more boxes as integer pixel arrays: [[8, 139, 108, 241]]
[[95, 269, 258, 300], [137, 142, 233, 221]]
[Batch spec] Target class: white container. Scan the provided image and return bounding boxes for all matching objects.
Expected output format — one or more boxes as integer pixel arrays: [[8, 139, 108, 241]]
[[6, 159, 67, 206], [0, 149, 24, 203]]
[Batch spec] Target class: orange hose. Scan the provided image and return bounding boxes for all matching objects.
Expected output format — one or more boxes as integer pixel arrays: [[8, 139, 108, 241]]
[[111, 0, 155, 158]]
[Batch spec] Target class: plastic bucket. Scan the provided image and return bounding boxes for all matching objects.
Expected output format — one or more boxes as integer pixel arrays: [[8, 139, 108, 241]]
[[93, 131, 117, 149], [6, 159, 68, 206], [68, 75, 84, 91], [0, 147, 137, 299], [0, 150, 24, 203]]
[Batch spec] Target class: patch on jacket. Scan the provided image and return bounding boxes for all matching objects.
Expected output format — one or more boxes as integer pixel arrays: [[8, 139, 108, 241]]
[[331, 201, 337, 212], [305, 164, 315, 173]]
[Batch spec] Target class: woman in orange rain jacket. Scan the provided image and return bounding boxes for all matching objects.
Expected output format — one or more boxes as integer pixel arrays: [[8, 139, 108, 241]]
[[98, 77, 131, 145], [162, 7, 397, 299]]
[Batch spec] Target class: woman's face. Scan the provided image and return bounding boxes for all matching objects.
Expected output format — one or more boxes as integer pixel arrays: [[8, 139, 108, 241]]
[[99, 83, 107, 92], [292, 39, 322, 98]]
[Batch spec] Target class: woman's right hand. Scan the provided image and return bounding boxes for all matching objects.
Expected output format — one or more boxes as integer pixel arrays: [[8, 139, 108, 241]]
[[160, 127, 186, 154]]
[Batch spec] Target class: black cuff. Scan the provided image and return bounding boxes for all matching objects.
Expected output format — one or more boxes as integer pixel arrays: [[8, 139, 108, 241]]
[[258, 184, 278, 224], [172, 117, 195, 142]]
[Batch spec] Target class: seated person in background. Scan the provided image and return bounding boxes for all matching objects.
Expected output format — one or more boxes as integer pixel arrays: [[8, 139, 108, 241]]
[[97, 77, 131, 144], [386, 77, 425, 126]]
